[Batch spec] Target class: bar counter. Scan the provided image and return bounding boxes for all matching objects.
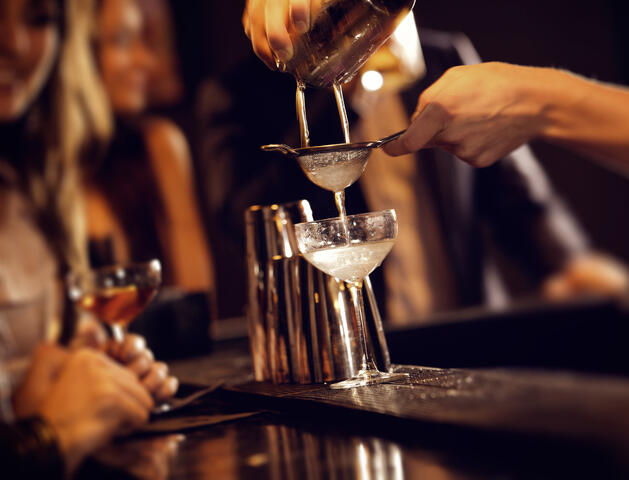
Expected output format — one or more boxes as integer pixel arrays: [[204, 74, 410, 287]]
[[76, 329, 629, 480]]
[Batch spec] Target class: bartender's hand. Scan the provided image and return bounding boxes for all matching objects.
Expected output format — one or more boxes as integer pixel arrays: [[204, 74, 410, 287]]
[[73, 319, 178, 403], [542, 253, 629, 301], [243, 0, 321, 68], [383, 62, 562, 166]]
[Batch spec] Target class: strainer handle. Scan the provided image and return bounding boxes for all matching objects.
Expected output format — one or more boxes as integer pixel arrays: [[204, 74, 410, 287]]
[[260, 144, 300, 156], [375, 129, 406, 148]]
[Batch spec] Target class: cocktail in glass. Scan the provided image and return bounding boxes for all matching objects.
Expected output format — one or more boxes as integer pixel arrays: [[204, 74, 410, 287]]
[[294, 210, 408, 389], [67, 260, 162, 342]]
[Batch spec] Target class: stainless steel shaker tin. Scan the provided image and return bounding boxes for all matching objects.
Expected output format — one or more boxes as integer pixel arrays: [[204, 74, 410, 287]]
[[245, 200, 391, 384], [278, 0, 416, 88]]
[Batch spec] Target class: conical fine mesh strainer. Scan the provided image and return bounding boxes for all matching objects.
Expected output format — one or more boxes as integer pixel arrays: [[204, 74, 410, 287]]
[[261, 130, 404, 192]]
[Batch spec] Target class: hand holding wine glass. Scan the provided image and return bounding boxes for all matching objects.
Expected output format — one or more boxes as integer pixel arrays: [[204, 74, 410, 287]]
[[13, 345, 154, 475], [39, 348, 155, 474], [67, 260, 162, 342], [72, 322, 179, 403], [68, 260, 178, 402]]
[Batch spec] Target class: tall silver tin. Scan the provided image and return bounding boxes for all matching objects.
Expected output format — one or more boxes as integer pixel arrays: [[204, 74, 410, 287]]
[[245, 200, 391, 384]]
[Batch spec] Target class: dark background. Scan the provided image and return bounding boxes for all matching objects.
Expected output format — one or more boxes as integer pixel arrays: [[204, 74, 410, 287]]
[[173, 0, 629, 266]]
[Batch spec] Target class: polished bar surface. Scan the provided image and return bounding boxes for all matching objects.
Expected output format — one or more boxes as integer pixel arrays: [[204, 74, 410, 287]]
[[76, 340, 629, 479]]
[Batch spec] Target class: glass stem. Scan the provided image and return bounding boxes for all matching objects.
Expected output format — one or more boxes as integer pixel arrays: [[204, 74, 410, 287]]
[[112, 324, 125, 343], [349, 282, 378, 373]]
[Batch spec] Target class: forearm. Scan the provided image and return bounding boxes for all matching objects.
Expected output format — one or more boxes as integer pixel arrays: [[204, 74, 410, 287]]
[[538, 69, 629, 163]]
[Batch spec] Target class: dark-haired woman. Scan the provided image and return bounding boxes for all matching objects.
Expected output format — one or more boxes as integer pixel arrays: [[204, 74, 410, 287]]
[[79, 0, 216, 356], [84, 0, 214, 295]]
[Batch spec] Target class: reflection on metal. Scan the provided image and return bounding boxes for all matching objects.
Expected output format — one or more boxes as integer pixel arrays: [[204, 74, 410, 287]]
[[245, 200, 392, 384], [261, 424, 405, 480]]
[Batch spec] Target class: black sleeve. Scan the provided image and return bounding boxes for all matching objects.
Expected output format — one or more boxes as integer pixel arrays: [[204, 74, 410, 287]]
[[0, 416, 65, 479], [422, 31, 590, 280], [477, 145, 589, 280]]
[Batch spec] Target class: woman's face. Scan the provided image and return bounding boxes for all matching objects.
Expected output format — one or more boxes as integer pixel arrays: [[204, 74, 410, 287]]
[[0, 0, 60, 122], [98, 0, 154, 115]]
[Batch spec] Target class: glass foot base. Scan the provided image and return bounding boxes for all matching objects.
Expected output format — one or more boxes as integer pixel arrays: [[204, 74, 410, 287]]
[[329, 370, 409, 390]]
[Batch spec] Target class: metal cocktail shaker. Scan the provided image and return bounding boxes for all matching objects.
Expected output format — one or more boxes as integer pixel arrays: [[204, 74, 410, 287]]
[[278, 0, 416, 88], [245, 200, 391, 384]]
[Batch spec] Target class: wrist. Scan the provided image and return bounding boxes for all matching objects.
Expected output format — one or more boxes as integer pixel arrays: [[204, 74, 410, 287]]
[[492, 64, 560, 142], [534, 68, 591, 143]]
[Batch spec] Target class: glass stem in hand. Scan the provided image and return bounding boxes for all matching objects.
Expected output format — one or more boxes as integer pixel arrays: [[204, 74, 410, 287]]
[[111, 323, 125, 343]]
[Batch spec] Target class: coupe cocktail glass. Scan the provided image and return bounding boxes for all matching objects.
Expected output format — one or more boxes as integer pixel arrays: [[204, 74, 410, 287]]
[[294, 210, 408, 389], [67, 260, 161, 342]]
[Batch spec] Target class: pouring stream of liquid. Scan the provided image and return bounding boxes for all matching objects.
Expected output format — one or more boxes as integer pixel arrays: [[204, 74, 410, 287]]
[[296, 81, 351, 236], [332, 81, 351, 226], [334, 190, 347, 220], [296, 80, 310, 147], [333, 82, 351, 144]]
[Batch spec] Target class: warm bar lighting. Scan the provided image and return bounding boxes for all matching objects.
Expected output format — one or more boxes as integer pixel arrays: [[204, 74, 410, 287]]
[[361, 70, 384, 91]]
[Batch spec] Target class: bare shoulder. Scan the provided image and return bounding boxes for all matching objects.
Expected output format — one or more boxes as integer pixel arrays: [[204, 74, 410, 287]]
[[142, 117, 192, 175], [84, 187, 130, 260], [84, 187, 119, 236]]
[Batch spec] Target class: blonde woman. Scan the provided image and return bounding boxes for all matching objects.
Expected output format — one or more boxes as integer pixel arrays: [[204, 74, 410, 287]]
[[0, 0, 176, 475]]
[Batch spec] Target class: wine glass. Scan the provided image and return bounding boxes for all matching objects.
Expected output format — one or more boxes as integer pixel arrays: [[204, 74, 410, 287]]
[[67, 260, 162, 342], [294, 209, 409, 389]]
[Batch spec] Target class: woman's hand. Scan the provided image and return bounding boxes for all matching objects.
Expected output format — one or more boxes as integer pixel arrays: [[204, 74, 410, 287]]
[[72, 319, 178, 402], [12, 343, 69, 418], [107, 334, 178, 403], [15, 347, 154, 474]]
